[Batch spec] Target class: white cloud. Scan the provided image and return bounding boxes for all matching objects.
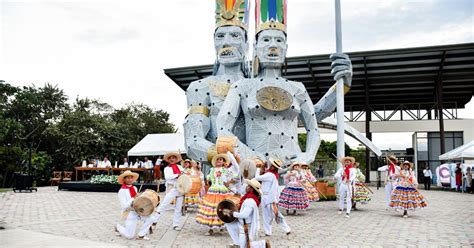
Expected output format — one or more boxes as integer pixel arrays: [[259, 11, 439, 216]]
[[1, 0, 473, 140]]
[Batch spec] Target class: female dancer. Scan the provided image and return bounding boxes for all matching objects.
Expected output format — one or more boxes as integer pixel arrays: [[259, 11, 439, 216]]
[[389, 161, 428, 218], [278, 162, 310, 215], [196, 154, 233, 235]]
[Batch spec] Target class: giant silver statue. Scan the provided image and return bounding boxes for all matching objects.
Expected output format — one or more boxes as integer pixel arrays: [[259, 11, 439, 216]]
[[216, 1, 362, 165], [183, 0, 250, 163]]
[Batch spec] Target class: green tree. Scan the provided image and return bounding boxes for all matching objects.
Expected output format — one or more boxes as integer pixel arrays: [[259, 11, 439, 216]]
[[0, 82, 177, 187]]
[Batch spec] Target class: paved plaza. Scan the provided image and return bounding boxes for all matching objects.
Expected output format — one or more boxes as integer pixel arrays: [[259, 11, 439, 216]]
[[0, 186, 473, 247]]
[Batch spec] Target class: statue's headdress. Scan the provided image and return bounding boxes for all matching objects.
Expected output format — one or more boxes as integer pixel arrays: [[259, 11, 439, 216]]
[[255, 0, 287, 34], [215, 0, 250, 31]]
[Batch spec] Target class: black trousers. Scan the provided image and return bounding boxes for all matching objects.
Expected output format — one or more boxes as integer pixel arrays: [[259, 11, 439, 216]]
[[424, 176, 431, 190]]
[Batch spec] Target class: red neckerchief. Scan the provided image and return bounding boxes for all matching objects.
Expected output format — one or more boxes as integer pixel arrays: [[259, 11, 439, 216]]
[[266, 169, 279, 180], [343, 164, 353, 180], [239, 191, 260, 209], [168, 164, 181, 175], [388, 162, 396, 175], [121, 184, 137, 198]]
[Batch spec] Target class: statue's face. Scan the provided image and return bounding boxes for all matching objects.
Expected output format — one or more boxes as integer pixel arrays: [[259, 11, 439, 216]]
[[214, 26, 247, 66], [255, 29, 287, 67]]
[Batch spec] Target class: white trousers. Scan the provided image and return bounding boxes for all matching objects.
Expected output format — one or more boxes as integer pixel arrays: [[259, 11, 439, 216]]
[[261, 203, 291, 236], [155, 187, 183, 227], [226, 221, 266, 248], [338, 183, 352, 213], [385, 182, 395, 207], [226, 221, 240, 245], [116, 211, 157, 239]]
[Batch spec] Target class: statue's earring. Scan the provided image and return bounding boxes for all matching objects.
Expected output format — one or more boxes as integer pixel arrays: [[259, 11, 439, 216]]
[[252, 56, 260, 78]]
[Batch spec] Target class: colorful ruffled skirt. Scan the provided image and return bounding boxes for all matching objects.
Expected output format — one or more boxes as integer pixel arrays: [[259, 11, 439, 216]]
[[353, 183, 371, 204], [185, 192, 200, 207], [302, 182, 319, 202], [195, 186, 232, 228], [389, 185, 427, 210], [278, 185, 310, 210]]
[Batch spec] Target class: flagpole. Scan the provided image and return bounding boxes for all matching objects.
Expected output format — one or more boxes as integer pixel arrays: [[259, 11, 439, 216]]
[[335, 0, 345, 173]]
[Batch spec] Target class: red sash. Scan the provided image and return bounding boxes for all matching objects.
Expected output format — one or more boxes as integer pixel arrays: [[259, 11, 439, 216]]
[[342, 165, 353, 181], [121, 184, 137, 198], [169, 164, 181, 175], [239, 191, 260, 210]]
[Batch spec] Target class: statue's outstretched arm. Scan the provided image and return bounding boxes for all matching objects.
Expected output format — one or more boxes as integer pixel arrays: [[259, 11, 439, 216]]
[[295, 92, 321, 164], [314, 53, 353, 122]]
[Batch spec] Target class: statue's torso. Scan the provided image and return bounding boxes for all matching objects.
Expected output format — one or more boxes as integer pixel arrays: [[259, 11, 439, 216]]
[[187, 74, 246, 143], [233, 77, 308, 161]]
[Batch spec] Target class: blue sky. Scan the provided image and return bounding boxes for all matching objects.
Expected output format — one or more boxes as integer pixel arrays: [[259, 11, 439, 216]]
[[1, 0, 473, 150]]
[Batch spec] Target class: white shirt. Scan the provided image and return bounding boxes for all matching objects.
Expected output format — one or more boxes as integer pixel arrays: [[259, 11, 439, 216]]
[[132, 162, 141, 168], [226, 151, 242, 194], [233, 198, 260, 239], [423, 169, 433, 178], [143, 161, 153, 169], [254, 172, 279, 205], [103, 160, 111, 168], [117, 186, 137, 213], [378, 164, 401, 182], [164, 164, 184, 186], [155, 159, 162, 166], [334, 167, 356, 184]]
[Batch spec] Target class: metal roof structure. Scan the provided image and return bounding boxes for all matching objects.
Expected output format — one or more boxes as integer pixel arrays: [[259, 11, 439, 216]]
[[164, 43, 474, 112]]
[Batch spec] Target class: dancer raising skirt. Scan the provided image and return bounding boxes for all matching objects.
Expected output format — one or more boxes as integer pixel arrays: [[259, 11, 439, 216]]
[[301, 162, 319, 202], [390, 161, 427, 218], [352, 162, 371, 209], [184, 160, 204, 208], [196, 153, 233, 235], [278, 162, 310, 215]]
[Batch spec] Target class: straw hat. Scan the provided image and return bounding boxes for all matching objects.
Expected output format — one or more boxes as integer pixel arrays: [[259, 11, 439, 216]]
[[339, 156, 356, 164], [164, 152, 182, 163], [402, 161, 412, 169], [289, 161, 302, 170], [211, 153, 230, 167], [118, 170, 139, 184], [387, 155, 398, 163], [244, 178, 262, 196], [269, 157, 283, 170]]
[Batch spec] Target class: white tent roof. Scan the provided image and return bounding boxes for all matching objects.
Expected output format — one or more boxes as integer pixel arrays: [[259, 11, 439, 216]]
[[127, 133, 187, 157], [439, 140, 474, 160]]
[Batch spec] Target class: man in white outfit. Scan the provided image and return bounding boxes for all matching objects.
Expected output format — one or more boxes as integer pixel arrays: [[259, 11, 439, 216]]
[[254, 158, 291, 236], [334, 156, 357, 218], [377, 155, 401, 208], [224, 178, 269, 248], [115, 170, 156, 240], [153, 152, 184, 230]]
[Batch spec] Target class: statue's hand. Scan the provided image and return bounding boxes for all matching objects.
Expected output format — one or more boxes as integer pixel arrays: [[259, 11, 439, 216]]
[[330, 53, 352, 87]]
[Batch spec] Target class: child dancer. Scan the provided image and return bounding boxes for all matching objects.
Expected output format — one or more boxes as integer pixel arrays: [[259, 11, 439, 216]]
[[301, 162, 319, 203], [390, 161, 427, 218], [334, 157, 356, 218], [184, 160, 204, 209], [352, 162, 371, 209], [115, 170, 157, 240], [278, 162, 310, 215], [196, 153, 233, 235]]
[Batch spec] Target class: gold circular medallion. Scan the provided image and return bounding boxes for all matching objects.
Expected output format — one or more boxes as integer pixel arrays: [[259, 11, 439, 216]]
[[256, 86, 293, 112]]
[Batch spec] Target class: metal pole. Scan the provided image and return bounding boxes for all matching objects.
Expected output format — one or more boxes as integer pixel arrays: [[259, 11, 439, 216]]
[[335, 0, 344, 172]]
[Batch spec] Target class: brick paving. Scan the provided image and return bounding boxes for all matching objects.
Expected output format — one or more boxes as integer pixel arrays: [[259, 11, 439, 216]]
[[0, 186, 472, 247]]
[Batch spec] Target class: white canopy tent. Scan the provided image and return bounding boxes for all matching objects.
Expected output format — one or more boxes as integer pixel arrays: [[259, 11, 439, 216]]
[[127, 133, 187, 157], [439, 140, 474, 160]]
